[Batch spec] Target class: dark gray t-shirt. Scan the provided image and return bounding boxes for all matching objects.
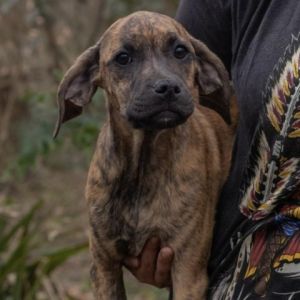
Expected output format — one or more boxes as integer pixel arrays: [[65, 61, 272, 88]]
[[176, 1, 300, 299]]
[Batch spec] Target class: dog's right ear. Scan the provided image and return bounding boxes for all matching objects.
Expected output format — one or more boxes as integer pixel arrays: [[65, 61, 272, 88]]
[[53, 42, 100, 138]]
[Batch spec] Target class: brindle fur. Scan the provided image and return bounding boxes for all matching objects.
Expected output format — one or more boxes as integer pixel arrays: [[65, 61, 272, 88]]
[[55, 11, 236, 300]]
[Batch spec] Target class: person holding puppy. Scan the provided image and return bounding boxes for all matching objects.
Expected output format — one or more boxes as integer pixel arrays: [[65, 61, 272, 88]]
[[125, 0, 300, 298]]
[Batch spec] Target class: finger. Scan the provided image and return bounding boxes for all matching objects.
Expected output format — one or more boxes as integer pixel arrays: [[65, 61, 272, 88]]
[[141, 237, 160, 275], [123, 256, 140, 270], [137, 237, 161, 282], [154, 247, 174, 288]]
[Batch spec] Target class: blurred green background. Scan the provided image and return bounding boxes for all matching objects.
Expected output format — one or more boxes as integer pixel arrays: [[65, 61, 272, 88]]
[[0, 0, 178, 299]]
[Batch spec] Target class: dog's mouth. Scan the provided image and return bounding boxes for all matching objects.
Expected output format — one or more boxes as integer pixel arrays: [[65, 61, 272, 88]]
[[127, 102, 194, 130], [149, 110, 185, 129]]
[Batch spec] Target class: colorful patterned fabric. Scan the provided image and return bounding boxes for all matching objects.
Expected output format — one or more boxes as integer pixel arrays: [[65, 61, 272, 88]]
[[212, 34, 300, 300]]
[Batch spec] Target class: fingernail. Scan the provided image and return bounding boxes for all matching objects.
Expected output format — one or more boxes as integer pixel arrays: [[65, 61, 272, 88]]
[[161, 247, 173, 259]]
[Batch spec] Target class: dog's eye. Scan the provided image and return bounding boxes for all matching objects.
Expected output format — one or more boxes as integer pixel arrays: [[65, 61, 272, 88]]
[[174, 45, 189, 59], [115, 52, 132, 65]]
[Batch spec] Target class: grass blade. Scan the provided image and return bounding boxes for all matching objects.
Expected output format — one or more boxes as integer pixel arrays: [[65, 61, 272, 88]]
[[42, 242, 88, 275], [0, 201, 42, 253]]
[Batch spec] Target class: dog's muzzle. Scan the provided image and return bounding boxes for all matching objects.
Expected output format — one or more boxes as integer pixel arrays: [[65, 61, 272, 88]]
[[127, 79, 194, 130]]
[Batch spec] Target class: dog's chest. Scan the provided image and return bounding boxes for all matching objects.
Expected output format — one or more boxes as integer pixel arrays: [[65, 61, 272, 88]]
[[91, 163, 202, 257]]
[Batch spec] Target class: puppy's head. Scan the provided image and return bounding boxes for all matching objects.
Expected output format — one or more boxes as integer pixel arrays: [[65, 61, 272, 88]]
[[54, 11, 231, 136]]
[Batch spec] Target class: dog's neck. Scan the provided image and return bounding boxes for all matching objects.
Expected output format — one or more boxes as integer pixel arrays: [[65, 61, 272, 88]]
[[104, 100, 190, 173]]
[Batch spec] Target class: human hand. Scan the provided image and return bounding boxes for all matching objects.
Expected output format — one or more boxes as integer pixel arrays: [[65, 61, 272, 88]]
[[123, 237, 174, 288]]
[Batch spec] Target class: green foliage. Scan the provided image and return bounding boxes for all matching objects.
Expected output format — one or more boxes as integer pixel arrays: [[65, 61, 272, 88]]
[[0, 201, 88, 299], [1, 88, 105, 182]]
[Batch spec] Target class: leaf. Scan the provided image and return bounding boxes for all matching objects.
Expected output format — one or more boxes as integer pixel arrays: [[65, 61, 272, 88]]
[[0, 233, 31, 283], [0, 217, 7, 237], [41, 242, 88, 275], [0, 201, 42, 253]]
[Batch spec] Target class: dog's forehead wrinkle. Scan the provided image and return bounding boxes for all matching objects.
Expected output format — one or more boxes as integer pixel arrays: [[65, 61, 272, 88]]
[[100, 14, 191, 60], [120, 14, 183, 43]]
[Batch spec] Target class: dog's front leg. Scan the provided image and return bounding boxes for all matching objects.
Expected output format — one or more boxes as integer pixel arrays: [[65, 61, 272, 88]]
[[170, 242, 209, 300], [171, 264, 208, 300], [90, 243, 127, 300]]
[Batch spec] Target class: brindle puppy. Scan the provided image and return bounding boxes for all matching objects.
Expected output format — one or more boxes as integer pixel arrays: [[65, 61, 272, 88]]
[[54, 11, 235, 300]]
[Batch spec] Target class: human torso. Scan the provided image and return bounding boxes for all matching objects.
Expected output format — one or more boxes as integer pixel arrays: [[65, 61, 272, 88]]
[[177, 1, 300, 298]]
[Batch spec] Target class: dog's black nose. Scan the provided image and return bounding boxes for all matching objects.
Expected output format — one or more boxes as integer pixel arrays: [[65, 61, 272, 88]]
[[154, 80, 181, 95]]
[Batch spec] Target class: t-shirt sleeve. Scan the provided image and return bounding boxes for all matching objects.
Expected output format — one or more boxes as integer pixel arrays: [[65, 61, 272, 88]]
[[175, 0, 232, 72]]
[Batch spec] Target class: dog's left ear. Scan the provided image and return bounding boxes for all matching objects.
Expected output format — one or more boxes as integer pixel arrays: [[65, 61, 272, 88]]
[[190, 36, 232, 124], [53, 42, 101, 138]]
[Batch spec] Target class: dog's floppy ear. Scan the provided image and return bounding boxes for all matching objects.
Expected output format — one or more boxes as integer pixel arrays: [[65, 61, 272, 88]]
[[53, 42, 100, 137], [190, 36, 232, 124]]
